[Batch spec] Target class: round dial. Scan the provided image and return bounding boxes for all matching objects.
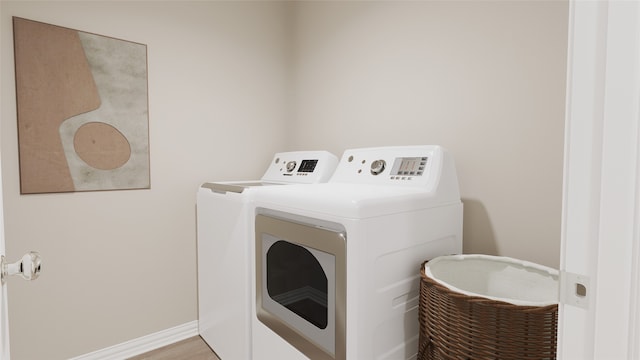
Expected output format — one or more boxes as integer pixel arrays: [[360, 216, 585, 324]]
[[370, 159, 386, 175], [286, 161, 297, 172]]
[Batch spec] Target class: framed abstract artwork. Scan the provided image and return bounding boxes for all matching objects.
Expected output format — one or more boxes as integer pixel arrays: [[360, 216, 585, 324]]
[[12, 17, 150, 194]]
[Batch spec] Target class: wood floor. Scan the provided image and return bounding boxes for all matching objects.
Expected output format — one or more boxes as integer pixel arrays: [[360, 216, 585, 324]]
[[128, 336, 220, 360]]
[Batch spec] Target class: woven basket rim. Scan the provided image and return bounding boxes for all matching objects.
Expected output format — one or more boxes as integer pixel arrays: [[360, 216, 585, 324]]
[[422, 256, 560, 307]]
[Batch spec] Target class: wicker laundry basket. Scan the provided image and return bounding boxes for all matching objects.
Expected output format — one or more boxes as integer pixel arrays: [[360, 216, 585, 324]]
[[418, 254, 559, 360]]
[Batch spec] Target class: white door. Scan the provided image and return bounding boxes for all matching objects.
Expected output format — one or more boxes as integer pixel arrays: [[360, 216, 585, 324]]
[[0, 159, 41, 359], [559, 0, 640, 358], [1, 158, 7, 360]]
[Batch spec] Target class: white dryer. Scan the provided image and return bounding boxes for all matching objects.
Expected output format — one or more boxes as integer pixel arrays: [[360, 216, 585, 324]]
[[250, 145, 463, 360], [197, 151, 338, 360]]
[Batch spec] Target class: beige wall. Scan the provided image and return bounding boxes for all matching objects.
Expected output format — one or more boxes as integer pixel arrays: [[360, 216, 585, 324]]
[[0, 1, 568, 359], [0, 1, 288, 359], [288, 1, 568, 268]]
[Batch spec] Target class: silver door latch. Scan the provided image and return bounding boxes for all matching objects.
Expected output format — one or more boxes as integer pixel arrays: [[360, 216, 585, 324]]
[[1, 252, 42, 284]]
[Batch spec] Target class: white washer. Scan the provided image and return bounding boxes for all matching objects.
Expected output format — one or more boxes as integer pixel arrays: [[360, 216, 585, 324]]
[[250, 145, 463, 360], [197, 151, 338, 360]]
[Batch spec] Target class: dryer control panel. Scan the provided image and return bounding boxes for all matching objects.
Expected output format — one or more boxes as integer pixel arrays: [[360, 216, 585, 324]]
[[261, 151, 338, 184], [330, 145, 459, 193]]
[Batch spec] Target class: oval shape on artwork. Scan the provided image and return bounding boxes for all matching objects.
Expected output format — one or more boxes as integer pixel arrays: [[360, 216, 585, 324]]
[[73, 122, 131, 170]]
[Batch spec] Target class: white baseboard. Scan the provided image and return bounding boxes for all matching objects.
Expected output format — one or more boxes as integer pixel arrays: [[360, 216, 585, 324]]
[[69, 321, 199, 360]]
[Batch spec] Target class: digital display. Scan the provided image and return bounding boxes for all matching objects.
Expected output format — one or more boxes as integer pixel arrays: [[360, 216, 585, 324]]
[[298, 159, 318, 173], [391, 157, 428, 176]]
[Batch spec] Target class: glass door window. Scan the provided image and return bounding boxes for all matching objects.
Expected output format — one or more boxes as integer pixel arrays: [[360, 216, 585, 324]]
[[266, 240, 328, 329]]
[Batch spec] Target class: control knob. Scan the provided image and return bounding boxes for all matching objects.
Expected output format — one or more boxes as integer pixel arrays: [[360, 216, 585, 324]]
[[370, 159, 386, 175], [286, 161, 297, 173]]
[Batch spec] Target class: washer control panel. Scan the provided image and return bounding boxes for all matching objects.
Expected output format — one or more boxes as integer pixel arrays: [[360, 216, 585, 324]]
[[261, 151, 338, 184], [389, 156, 427, 178], [330, 146, 451, 189]]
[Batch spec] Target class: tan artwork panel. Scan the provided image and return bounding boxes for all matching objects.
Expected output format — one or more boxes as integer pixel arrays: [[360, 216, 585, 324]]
[[13, 17, 149, 194]]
